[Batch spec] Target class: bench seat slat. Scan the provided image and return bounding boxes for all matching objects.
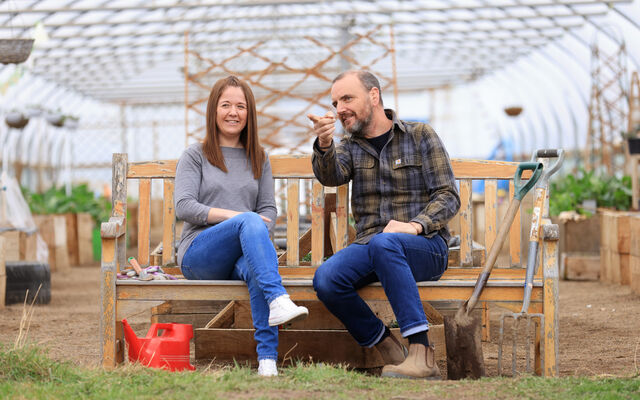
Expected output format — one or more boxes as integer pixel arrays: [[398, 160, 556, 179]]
[[116, 281, 542, 303]]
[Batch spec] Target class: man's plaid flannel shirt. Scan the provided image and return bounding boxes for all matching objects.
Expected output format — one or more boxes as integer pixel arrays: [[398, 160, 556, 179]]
[[312, 109, 460, 244]]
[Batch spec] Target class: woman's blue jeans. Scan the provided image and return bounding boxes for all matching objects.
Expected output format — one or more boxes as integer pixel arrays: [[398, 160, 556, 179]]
[[313, 232, 448, 347], [181, 212, 286, 361]]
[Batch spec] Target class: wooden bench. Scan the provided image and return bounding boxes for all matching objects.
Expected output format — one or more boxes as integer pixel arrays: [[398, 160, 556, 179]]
[[100, 153, 560, 376]]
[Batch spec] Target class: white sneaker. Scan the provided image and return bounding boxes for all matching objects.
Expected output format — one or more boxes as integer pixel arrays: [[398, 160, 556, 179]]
[[268, 294, 309, 326], [258, 359, 278, 377]]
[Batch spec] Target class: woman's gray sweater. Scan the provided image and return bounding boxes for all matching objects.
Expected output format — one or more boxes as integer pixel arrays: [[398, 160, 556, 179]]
[[174, 143, 277, 266]]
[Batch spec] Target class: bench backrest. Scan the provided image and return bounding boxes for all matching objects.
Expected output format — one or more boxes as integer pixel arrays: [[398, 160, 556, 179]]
[[111, 153, 530, 271]]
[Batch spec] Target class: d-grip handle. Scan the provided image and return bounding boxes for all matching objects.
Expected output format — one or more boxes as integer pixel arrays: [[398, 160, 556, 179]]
[[151, 323, 175, 337], [536, 149, 560, 158], [513, 162, 543, 201]]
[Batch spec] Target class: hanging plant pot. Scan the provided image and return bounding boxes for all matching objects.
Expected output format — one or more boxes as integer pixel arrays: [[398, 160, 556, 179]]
[[628, 137, 640, 155], [504, 106, 523, 117], [5, 112, 29, 129], [46, 112, 65, 128], [0, 38, 35, 64]]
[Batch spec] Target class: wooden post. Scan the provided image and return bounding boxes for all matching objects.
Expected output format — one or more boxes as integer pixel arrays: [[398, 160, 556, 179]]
[[459, 179, 473, 266], [101, 153, 127, 368], [542, 223, 559, 377]]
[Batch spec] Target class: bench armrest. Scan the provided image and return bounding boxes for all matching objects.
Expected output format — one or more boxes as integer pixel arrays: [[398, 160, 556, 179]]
[[101, 216, 126, 239]]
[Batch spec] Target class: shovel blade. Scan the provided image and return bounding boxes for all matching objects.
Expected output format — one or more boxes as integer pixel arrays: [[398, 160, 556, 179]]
[[444, 311, 486, 380]]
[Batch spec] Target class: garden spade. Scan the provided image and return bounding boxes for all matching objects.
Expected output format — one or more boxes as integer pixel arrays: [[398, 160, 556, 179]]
[[444, 161, 543, 380], [498, 149, 564, 376]]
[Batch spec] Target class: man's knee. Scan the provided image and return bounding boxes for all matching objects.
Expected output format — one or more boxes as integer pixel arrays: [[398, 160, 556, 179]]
[[368, 233, 402, 257], [312, 265, 332, 298]]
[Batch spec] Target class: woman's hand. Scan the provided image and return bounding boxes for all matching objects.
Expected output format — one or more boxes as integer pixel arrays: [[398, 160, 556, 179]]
[[207, 208, 272, 225]]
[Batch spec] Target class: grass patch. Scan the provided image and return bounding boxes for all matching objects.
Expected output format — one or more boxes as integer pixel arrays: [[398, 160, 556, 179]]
[[0, 346, 638, 399]]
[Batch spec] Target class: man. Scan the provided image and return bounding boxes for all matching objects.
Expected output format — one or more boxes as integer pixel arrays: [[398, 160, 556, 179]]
[[307, 70, 460, 379]]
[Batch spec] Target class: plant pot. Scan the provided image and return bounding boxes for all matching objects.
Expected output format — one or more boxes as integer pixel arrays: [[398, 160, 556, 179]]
[[0, 38, 35, 64], [628, 137, 640, 155], [504, 106, 523, 117], [5, 112, 29, 129]]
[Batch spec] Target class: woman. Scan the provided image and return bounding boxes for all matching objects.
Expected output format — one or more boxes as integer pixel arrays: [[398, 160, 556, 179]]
[[175, 76, 308, 377]]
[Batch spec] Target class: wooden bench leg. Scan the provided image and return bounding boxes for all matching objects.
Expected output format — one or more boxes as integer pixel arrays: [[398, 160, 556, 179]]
[[482, 302, 490, 342], [542, 224, 560, 377]]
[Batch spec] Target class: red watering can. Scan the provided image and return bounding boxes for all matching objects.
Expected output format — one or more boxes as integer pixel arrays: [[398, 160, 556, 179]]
[[122, 319, 195, 371]]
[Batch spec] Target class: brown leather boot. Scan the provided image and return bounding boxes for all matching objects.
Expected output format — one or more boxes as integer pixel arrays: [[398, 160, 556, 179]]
[[381, 343, 441, 380], [375, 334, 408, 366]]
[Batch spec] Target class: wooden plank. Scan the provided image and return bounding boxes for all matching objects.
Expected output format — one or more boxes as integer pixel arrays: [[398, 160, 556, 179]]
[[613, 212, 632, 254], [620, 254, 631, 286], [631, 254, 640, 295], [335, 185, 349, 251], [194, 326, 446, 368], [286, 179, 300, 265], [52, 215, 71, 273], [562, 253, 600, 281], [484, 179, 498, 252], [125, 156, 531, 180], [112, 154, 128, 274], [509, 181, 522, 266], [204, 301, 236, 329], [311, 180, 324, 267], [162, 179, 175, 266], [279, 265, 528, 280], [116, 281, 543, 303], [76, 213, 95, 265], [0, 237, 5, 308], [459, 179, 473, 267], [0, 231, 20, 262], [542, 230, 559, 377], [630, 215, 640, 257], [127, 159, 178, 178], [19, 231, 38, 262], [269, 154, 315, 178], [138, 179, 151, 266], [63, 213, 79, 266]]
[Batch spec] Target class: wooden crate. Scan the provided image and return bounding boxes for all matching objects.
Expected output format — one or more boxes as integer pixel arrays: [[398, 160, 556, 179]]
[[0, 230, 20, 261], [76, 213, 95, 265], [33, 215, 70, 273], [62, 213, 79, 266], [630, 216, 640, 295], [194, 299, 445, 367], [599, 211, 638, 284], [195, 326, 445, 368], [562, 252, 600, 281], [0, 237, 5, 309]]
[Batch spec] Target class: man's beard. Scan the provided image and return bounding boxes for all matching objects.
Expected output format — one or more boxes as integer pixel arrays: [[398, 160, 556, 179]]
[[341, 108, 373, 137]]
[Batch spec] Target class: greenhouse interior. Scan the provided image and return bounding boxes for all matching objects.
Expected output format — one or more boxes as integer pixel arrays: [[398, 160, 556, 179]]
[[1, 0, 640, 392]]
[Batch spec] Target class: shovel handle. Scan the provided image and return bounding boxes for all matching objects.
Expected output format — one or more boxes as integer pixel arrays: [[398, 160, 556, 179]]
[[466, 161, 542, 312], [513, 162, 543, 201]]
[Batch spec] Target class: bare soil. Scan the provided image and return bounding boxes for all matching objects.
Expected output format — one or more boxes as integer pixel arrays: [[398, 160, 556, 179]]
[[1, 262, 639, 377]]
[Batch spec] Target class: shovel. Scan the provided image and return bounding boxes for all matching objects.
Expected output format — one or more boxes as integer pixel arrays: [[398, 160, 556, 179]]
[[444, 161, 543, 380], [128, 256, 153, 281]]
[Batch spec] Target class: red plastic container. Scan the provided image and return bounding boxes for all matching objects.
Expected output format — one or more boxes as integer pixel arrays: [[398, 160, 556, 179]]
[[122, 319, 195, 371]]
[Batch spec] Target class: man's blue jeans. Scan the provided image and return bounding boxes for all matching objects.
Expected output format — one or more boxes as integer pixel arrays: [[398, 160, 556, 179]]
[[181, 212, 286, 361], [313, 232, 448, 347]]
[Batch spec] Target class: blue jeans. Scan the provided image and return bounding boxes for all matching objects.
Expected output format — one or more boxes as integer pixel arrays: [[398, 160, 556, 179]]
[[181, 212, 286, 361], [313, 232, 448, 347]]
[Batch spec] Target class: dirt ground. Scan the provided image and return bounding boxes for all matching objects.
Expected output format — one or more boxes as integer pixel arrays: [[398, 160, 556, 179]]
[[1, 262, 639, 377]]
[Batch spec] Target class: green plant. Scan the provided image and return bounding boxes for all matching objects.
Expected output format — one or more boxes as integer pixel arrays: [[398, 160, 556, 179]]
[[549, 168, 632, 216], [22, 184, 111, 226]]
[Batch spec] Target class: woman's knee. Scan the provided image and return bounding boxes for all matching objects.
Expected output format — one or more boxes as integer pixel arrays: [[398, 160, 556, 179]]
[[236, 212, 267, 232]]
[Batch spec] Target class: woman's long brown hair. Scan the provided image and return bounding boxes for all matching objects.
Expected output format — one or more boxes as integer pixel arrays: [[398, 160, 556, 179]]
[[202, 76, 264, 179]]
